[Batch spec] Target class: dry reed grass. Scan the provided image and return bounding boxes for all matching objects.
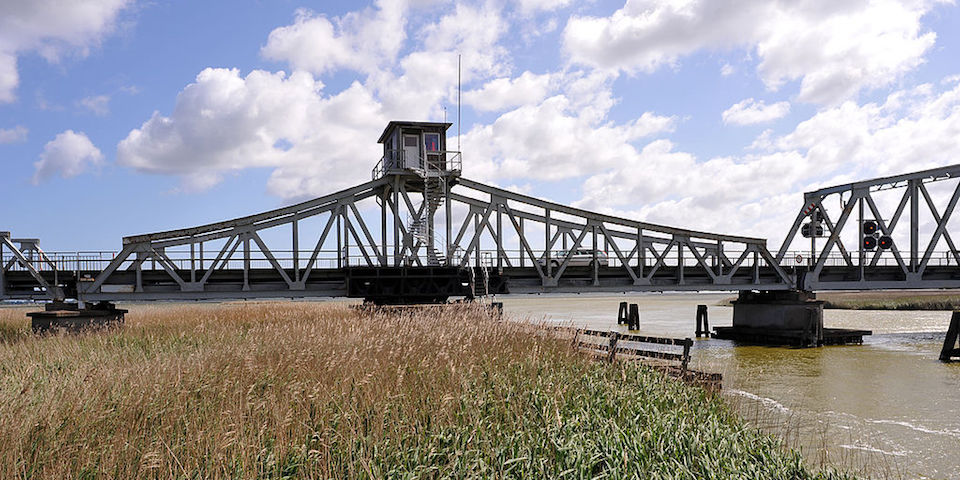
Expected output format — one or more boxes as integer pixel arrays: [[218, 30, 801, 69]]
[[0, 302, 848, 479]]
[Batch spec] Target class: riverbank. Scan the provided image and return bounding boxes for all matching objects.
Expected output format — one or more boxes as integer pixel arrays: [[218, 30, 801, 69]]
[[0, 302, 848, 479], [718, 290, 960, 310]]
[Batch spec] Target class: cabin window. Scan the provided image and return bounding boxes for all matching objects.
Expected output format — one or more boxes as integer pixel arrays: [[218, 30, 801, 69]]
[[404, 136, 419, 147], [424, 133, 440, 152]]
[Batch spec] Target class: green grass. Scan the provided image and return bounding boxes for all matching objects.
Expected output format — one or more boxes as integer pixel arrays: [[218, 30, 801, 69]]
[[0, 302, 851, 479]]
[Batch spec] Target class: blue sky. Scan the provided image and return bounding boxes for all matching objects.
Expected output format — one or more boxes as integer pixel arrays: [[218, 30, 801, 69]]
[[2, 0, 960, 252]]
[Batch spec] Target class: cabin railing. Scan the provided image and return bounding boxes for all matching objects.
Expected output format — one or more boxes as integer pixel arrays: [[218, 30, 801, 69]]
[[372, 150, 462, 180]]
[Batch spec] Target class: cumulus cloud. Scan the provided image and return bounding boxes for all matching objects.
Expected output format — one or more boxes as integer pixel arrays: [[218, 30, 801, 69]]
[[462, 71, 676, 182], [464, 71, 556, 112], [32, 130, 103, 184], [121, 1, 514, 199], [572, 77, 960, 244], [722, 98, 790, 125], [0, 0, 133, 102], [117, 68, 387, 197], [563, 0, 946, 104], [261, 1, 406, 75], [0, 125, 28, 144]]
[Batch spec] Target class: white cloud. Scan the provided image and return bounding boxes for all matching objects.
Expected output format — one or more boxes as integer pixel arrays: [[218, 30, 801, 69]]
[[117, 68, 387, 198], [0, 125, 27, 144], [0, 0, 133, 102], [571, 76, 960, 244], [32, 130, 103, 184], [722, 98, 790, 125], [121, 2, 516, 199], [464, 71, 556, 112], [462, 72, 676, 182], [563, 0, 946, 104], [261, 1, 407, 75], [79, 94, 111, 115], [515, 0, 574, 15], [720, 63, 735, 77]]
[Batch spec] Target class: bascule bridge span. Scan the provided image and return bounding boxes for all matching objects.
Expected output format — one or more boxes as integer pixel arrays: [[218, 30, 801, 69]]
[[4, 122, 960, 342]]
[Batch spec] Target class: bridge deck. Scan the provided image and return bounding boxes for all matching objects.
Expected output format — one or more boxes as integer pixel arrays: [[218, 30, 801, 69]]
[[5, 162, 960, 303]]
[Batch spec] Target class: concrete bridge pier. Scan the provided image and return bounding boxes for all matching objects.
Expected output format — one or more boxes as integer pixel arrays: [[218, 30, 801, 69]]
[[714, 290, 869, 347]]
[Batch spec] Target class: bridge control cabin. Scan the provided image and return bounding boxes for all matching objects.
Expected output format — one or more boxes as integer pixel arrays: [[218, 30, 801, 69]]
[[373, 121, 461, 181]]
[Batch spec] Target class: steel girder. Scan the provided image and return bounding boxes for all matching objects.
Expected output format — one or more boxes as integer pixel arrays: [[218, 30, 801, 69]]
[[0, 233, 62, 300], [777, 164, 960, 290], [9, 164, 960, 301], [1, 174, 796, 302], [447, 179, 792, 292]]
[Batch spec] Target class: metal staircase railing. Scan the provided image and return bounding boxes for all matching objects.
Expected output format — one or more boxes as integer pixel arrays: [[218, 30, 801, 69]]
[[407, 163, 450, 266]]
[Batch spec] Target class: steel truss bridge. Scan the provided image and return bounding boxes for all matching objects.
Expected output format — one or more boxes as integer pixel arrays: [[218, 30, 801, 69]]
[[4, 157, 960, 304]]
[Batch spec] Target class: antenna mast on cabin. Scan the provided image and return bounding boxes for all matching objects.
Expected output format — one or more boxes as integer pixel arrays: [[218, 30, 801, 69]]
[[457, 54, 461, 152]]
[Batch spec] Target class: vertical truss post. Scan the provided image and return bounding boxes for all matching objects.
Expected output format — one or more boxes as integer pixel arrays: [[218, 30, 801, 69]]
[[380, 191, 388, 267], [519, 217, 525, 268], [343, 209, 351, 268], [677, 240, 685, 285], [496, 202, 503, 269], [337, 207, 343, 269], [858, 196, 865, 281], [293, 214, 300, 282], [638, 227, 645, 278], [910, 178, 919, 272], [474, 211, 481, 268], [592, 224, 599, 286], [135, 251, 144, 293], [809, 204, 817, 268], [190, 240, 196, 284], [545, 209, 552, 277], [243, 234, 250, 292], [753, 250, 760, 284], [445, 182, 452, 266], [393, 178, 401, 267], [716, 239, 723, 278]]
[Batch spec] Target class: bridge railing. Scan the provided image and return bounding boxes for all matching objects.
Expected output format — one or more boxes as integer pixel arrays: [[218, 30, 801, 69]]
[[11, 247, 948, 275]]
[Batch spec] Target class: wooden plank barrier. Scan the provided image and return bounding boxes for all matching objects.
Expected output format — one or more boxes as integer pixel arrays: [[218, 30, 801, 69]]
[[544, 326, 722, 391], [575, 329, 693, 372]]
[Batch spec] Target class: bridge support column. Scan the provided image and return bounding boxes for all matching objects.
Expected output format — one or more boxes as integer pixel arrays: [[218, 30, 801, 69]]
[[28, 301, 127, 333], [715, 290, 822, 347], [714, 290, 868, 347]]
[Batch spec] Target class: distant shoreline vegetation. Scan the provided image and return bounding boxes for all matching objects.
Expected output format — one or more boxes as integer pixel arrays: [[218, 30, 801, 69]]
[[0, 302, 850, 479], [719, 291, 960, 311]]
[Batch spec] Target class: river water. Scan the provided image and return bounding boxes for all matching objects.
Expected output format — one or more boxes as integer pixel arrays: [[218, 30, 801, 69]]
[[498, 292, 960, 480]]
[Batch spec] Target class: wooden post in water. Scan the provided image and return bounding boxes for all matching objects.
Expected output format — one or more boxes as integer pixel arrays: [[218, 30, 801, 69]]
[[940, 311, 960, 362], [618, 302, 628, 325], [628, 304, 640, 330], [696, 305, 709, 337]]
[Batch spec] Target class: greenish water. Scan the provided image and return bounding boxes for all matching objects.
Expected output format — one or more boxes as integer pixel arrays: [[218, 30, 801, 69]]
[[498, 292, 960, 480]]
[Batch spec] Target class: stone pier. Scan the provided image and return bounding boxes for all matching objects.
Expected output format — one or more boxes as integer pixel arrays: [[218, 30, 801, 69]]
[[713, 290, 870, 347]]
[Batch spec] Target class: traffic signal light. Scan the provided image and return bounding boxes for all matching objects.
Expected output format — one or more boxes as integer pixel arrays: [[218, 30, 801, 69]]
[[801, 222, 824, 238], [862, 219, 890, 251]]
